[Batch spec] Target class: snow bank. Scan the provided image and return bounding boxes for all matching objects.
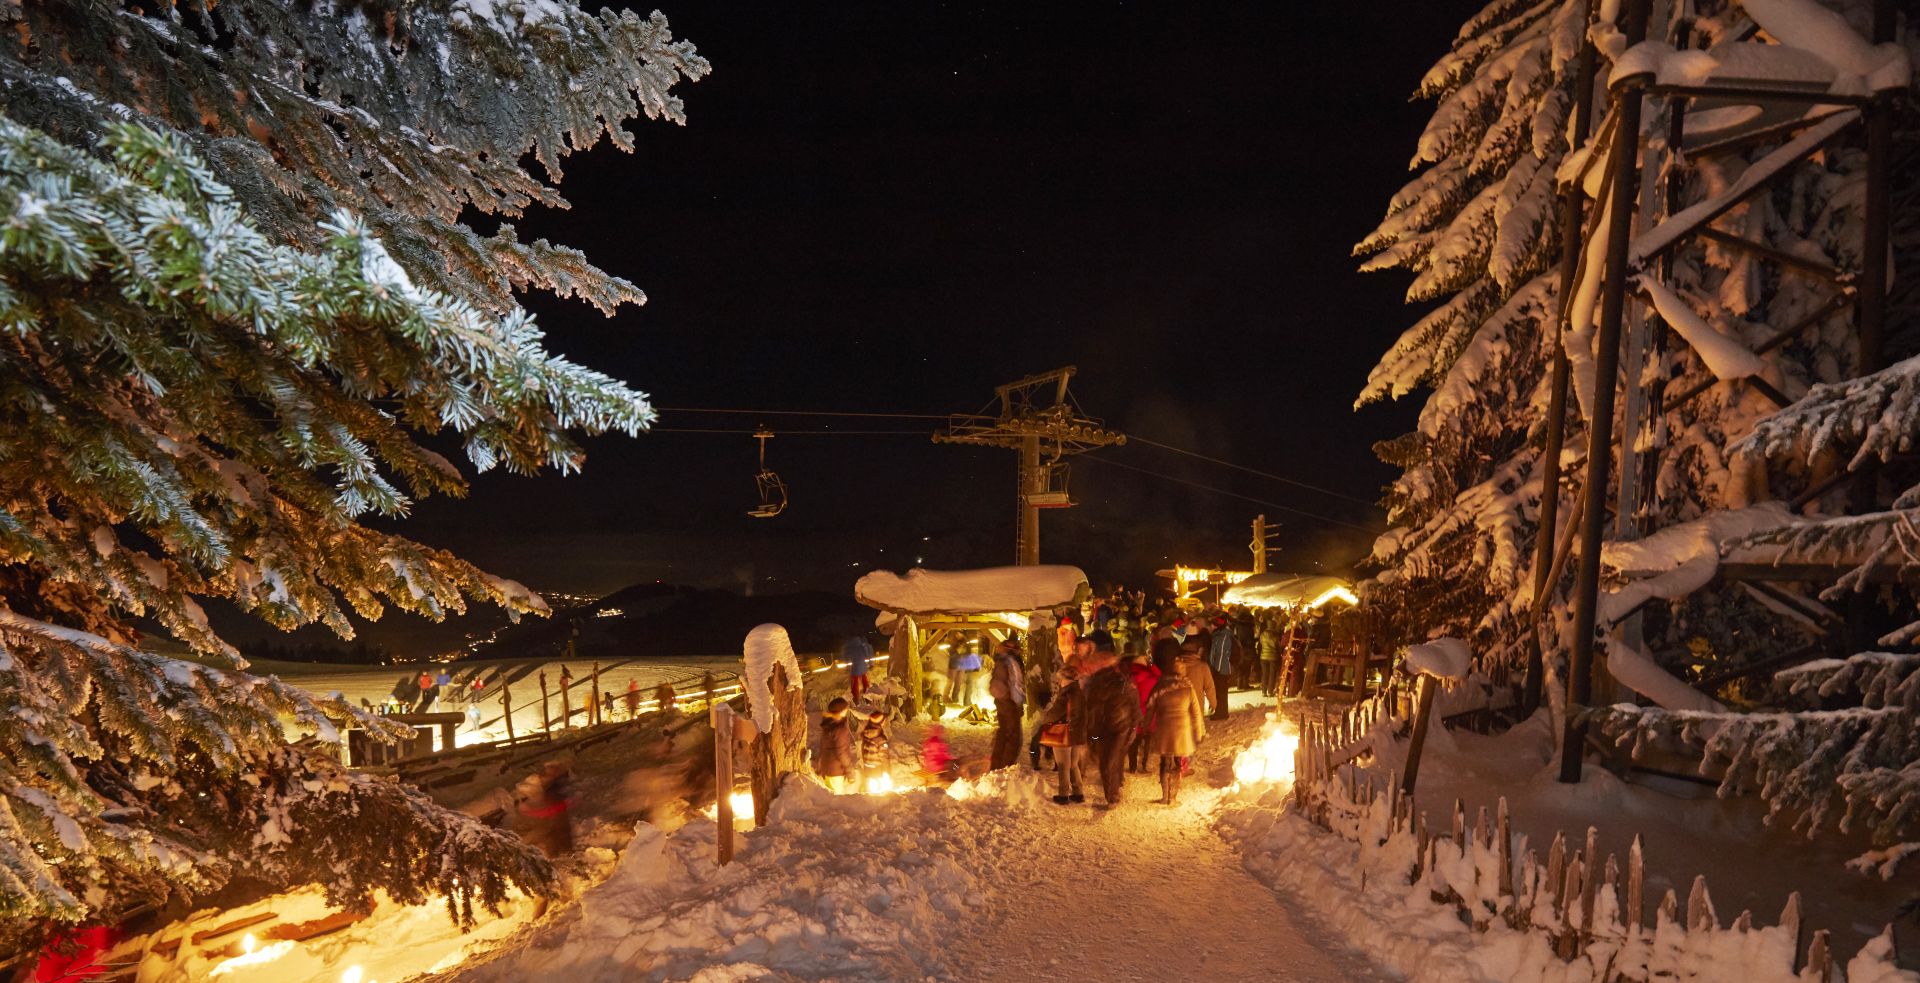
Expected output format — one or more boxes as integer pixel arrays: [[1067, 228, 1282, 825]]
[[452, 774, 1051, 982], [742, 624, 803, 734], [1405, 637, 1472, 680], [853, 565, 1086, 616]]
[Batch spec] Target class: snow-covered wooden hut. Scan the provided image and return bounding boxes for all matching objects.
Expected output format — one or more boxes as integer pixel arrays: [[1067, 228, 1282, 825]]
[[855, 565, 1088, 718]]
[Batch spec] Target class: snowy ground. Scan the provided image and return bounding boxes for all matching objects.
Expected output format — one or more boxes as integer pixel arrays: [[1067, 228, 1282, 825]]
[[419, 689, 1377, 982]]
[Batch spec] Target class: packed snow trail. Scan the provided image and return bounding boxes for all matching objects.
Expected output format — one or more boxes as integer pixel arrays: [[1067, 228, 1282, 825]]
[[933, 771, 1378, 981], [439, 708, 1381, 982]]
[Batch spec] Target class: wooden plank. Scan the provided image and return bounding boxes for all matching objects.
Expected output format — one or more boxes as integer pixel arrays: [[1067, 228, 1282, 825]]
[[1399, 674, 1439, 797], [265, 909, 368, 942], [188, 911, 277, 945]]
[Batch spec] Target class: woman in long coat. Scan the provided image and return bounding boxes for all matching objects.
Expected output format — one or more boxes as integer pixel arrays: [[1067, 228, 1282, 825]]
[[1147, 640, 1206, 805]]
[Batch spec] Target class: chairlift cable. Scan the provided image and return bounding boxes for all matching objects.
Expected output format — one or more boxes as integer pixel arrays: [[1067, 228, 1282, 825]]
[[1078, 456, 1379, 534]]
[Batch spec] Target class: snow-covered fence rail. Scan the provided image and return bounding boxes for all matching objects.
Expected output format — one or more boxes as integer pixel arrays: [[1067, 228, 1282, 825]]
[[1286, 732, 1907, 980]]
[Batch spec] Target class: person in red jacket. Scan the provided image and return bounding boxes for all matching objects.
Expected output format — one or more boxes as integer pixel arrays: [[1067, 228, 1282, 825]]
[[1122, 650, 1161, 773]]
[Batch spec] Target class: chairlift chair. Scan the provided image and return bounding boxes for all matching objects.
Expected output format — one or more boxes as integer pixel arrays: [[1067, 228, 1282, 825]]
[[748, 429, 787, 518], [1023, 461, 1074, 509]]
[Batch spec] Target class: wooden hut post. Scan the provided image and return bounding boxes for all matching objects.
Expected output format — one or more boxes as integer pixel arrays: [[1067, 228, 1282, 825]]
[[897, 616, 923, 718]]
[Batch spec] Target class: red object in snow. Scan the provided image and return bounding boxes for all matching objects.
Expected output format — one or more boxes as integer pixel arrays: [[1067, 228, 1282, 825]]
[[31, 924, 123, 982]]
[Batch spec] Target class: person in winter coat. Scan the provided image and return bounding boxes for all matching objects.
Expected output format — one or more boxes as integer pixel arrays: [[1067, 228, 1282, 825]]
[[858, 709, 890, 792], [654, 680, 676, 715], [1123, 654, 1161, 773], [1258, 618, 1286, 697], [1078, 633, 1142, 806], [920, 724, 959, 786], [988, 640, 1026, 770], [842, 634, 875, 703], [1039, 660, 1086, 803], [624, 678, 641, 719], [1204, 622, 1233, 719], [1148, 642, 1207, 805], [1232, 612, 1257, 690], [950, 640, 985, 708], [816, 697, 859, 792], [1179, 638, 1219, 719]]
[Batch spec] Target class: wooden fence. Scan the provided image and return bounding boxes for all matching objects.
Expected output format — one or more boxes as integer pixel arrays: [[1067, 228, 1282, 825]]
[[1288, 691, 1901, 980]]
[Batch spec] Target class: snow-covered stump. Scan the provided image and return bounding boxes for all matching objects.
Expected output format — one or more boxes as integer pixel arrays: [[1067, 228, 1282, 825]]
[[743, 624, 808, 825]]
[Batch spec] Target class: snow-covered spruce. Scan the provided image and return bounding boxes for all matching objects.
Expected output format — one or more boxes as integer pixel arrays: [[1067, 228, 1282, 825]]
[[1360, 0, 1912, 700], [0, 0, 705, 959], [1591, 652, 1920, 872]]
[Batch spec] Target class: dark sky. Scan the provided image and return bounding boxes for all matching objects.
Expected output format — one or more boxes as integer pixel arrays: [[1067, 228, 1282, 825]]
[[386, 0, 1479, 618]]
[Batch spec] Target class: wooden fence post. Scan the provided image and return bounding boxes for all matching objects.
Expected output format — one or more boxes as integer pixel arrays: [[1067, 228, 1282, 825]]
[[590, 661, 602, 727], [714, 702, 735, 865], [1400, 673, 1439, 797], [703, 671, 717, 712], [538, 671, 551, 736], [502, 679, 515, 743], [559, 674, 572, 730]]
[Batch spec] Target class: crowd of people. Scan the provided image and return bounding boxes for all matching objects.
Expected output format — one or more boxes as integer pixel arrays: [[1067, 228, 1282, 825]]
[[816, 586, 1333, 808]]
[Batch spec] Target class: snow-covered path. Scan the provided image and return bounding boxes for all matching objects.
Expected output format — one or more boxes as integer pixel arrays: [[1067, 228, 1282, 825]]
[[936, 772, 1379, 981]]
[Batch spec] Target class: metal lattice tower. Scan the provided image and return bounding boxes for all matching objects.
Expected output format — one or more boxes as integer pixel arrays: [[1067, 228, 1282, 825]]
[[933, 367, 1125, 565]]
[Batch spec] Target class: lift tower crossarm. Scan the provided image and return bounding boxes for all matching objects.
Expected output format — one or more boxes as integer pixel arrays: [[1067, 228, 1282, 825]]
[[933, 367, 1125, 565]]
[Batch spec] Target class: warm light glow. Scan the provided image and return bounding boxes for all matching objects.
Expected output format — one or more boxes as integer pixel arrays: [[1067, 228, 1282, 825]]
[[1305, 586, 1360, 610], [208, 933, 295, 976], [1170, 565, 1255, 599], [730, 790, 755, 815], [867, 771, 895, 794], [1232, 719, 1300, 785], [341, 967, 369, 983]]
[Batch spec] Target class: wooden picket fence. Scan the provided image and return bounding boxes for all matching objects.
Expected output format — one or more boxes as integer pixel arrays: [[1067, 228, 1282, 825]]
[[1288, 699, 1901, 981]]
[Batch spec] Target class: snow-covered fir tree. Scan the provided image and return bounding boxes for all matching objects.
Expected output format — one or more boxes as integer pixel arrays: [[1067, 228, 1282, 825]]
[[1360, 0, 1920, 865], [0, 0, 705, 958]]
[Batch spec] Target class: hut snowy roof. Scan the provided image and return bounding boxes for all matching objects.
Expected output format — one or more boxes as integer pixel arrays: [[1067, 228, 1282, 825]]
[[1220, 573, 1358, 611], [854, 565, 1087, 617]]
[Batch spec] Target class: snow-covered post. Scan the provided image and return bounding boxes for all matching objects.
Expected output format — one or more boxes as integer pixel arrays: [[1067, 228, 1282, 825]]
[[1401, 638, 1470, 798], [502, 679, 515, 743], [743, 624, 807, 824]]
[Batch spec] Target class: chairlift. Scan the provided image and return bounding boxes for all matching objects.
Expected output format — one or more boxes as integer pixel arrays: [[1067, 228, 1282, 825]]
[[748, 428, 787, 518], [1024, 461, 1075, 509]]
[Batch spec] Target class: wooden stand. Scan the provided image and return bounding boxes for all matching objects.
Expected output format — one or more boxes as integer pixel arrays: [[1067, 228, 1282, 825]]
[[538, 671, 551, 736]]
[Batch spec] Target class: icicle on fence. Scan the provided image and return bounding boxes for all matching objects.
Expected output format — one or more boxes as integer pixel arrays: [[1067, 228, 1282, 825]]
[[1286, 721, 1905, 980]]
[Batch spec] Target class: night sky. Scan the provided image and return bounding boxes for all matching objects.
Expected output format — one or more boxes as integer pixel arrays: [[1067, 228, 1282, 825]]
[[383, 1, 1483, 627]]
